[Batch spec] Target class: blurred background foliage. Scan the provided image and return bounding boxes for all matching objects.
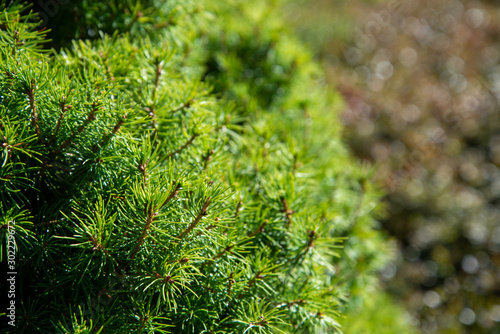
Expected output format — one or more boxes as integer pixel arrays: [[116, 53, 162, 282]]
[[283, 0, 500, 333]]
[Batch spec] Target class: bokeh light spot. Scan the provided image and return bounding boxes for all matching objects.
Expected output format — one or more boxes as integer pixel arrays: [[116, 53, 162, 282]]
[[461, 255, 479, 274], [399, 47, 418, 67], [459, 308, 476, 325], [423, 290, 441, 308], [465, 8, 484, 28]]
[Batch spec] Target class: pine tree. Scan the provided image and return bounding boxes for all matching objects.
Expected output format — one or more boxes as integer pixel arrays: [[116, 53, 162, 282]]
[[1, 1, 393, 333]]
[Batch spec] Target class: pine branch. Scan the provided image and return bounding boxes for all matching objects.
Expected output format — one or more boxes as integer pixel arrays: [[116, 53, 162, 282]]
[[138, 160, 149, 189], [234, 197, 242, 218], [128, 202, 158, 262], [202, 243, 234, 270], [167, 99, 193, 114], [237, 271, 265, 299], [11, 29, 20, 56], [86, 232, 110, 255], [92, 113, 127, 152], [152, 58, 162, 104], [147, 58, 163, 135], [25, 79, 40, 137], [286, 230, 317, 268], [161, 182, 181, 209], [52, 100, 100, 156], [196, 217, 219, 236], [33, 219, 61, 227], [214, 244, 234, 260], [227, 271, 235, 296], [201, 149, 214, 170], [280, 197, 294, 228], [166, 133, 198, 158], [247, 271, 263, 288], [248, 220, 267, 238], [50, 98, 71, 147], [277, 300, 307, 309], [177, 197, 211, 241], [306, 230, 316, 250]]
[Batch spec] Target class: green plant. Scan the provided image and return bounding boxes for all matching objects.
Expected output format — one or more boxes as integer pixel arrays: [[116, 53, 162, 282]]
[[0, 1, 394, 332]]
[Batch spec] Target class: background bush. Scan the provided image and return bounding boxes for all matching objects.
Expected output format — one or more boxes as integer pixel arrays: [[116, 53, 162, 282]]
[[285, 0, 500, 332]]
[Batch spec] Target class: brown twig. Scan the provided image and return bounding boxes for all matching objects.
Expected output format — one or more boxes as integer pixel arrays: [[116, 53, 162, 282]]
[[248, 220, 268, 238], [227, 271, 235, 296], [202, 149, 214, 170], [234, 197, 242, 219], [50, 98, 72, 147], [280, 197, 294, 227], [196, 217, 219, 236], [166, 133, 198, 158], [202, 243, 234, 270], [93, 113, 127, 152], [306, 230, 316, 250], [177, 197, 211, 240], [138, 160, 148, 189], [129, 202, 157, 261], [168, 99, 193, 114], [52, 101, 100, 156], [161, 182, 181, 209], [25, 79, 40, 137]]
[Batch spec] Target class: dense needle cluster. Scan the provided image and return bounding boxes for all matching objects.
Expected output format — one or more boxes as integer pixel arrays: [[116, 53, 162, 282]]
[[0, 1, 392, 332]]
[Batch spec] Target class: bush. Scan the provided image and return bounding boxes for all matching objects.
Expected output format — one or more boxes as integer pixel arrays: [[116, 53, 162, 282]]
[[285, 0, 500, 332], [1, 1, 395, 332]]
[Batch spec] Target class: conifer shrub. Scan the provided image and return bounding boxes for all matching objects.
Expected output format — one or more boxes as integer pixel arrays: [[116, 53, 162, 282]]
[[1, 1, 392, 332]]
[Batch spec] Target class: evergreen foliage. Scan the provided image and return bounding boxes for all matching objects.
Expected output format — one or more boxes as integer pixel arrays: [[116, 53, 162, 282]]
[[1, 1, 392, 332]]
